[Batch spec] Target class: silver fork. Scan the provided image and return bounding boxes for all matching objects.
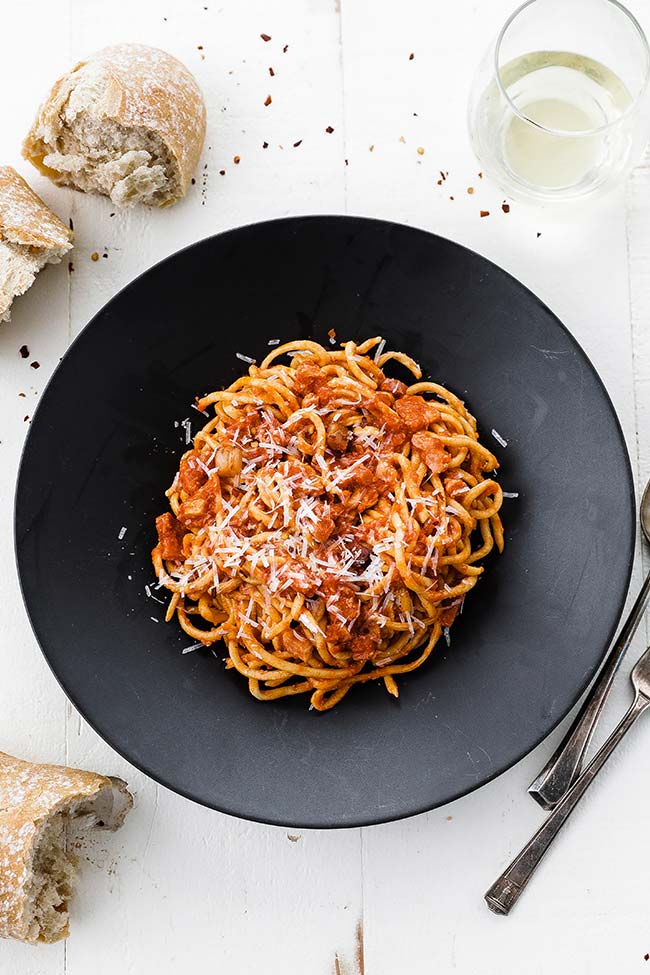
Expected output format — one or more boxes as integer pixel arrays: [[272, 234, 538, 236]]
[[528, 478, 650, 809], [485, 642, 650, 915]]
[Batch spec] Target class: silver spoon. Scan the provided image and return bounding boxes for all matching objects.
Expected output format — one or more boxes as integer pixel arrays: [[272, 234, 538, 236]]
[[528, 478, 650, 809], [485, 638, 650, 914]]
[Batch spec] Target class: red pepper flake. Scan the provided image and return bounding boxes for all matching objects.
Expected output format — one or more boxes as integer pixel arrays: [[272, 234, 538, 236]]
[[283, 44, 288, 53], [219, 169, 226, 175], [30, 361, 40, 369], [68, 262, 74, 273], [233, 155, 241, 164], [328, 328, 337, 343], [23, 415, 30, 422], [409, 52, 414, 60], [501, 202, 510, 213], [18, 392, 26, 398], [269, 66, 275, 76], [262, 141, 269, 148], [260, 33, 271, 41], [91, 251, 99, 261], [325, 125, 334, 134], [480, 210, 490, 217], [537, 232, 542, 238], [191, 178, 196, 185], [264, 94, 272, 106], [644, 954, 649, 961], [437, 180, 443, 185], [197, 45, 203, 50], [449, 195, 454, 200], [293, 140, 302, 148], [19, 345, 29, 358], [467, 187, 474, 195], [102, 253, 108, 259], [440, 170, 446, 181], [478, 171, 484, 179], [344, 158, 349, 166], [109, 212, 115, 217]]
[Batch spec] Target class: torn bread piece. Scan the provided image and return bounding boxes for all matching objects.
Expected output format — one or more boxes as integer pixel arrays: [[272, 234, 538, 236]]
[[0, 167, 73, 323], [0, 750, 133, 944], [23, 44, 206, 208]]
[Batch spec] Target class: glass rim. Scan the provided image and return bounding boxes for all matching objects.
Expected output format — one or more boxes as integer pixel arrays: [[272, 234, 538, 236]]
[[493, 0, 650, 138]]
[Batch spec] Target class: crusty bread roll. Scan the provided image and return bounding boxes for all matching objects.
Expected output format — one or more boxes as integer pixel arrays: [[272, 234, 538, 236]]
[[0, 750, 132, 944], [23, 44, 206, 208], [0, 166, 73, 323]]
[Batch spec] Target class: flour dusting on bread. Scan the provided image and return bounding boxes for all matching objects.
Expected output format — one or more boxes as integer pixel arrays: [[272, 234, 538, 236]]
[[23, 44, 206, 208], [0, 751, 132, 944], [0, 167, 72, 322]]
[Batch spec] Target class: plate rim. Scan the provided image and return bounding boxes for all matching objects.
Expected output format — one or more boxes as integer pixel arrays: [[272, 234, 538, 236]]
[[14, 214, 636, 827]]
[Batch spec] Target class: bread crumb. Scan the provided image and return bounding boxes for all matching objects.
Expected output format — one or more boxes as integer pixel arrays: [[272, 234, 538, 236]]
[[417, 146, 424, 155], [233, 155, 241, 164], [467, 187, 474, 195], [369, 144, 374, 152], [91, 252, 99, 261], [399, 136, 406, 143]]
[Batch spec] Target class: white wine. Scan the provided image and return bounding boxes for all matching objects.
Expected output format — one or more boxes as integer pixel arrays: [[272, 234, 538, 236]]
[[499, 52, 632, 188]]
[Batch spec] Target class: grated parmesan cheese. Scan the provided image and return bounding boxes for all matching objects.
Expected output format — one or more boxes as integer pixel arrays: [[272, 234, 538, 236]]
[[182, 642, 204, 654]]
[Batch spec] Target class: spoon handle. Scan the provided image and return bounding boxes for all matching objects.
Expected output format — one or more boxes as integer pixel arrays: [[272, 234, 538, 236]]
[[486, 692, 650, 915], [528, 569, 650, 810]]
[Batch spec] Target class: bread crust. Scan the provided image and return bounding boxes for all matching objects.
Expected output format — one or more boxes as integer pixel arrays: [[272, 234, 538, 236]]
[[0, 750, 132, 943], [22, 44, 206, 206], [0, 167, 72, 252]]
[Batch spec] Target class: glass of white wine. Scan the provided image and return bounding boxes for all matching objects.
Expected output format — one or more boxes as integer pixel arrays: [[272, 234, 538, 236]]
[[468, 0, 650, 203]]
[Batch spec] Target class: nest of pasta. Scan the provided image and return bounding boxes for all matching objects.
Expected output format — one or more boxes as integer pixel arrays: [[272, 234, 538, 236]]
[[152, 337, 503, 710]]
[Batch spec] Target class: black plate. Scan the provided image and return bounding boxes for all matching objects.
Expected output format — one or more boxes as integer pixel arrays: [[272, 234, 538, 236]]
[[15, 216, 634, 828]]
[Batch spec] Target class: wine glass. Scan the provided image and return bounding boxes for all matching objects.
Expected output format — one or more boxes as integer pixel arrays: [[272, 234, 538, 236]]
[[468, 0, 650, 203]]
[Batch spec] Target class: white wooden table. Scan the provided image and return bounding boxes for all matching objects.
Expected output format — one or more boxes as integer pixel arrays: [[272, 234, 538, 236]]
[[2, 1, 650, 971]]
